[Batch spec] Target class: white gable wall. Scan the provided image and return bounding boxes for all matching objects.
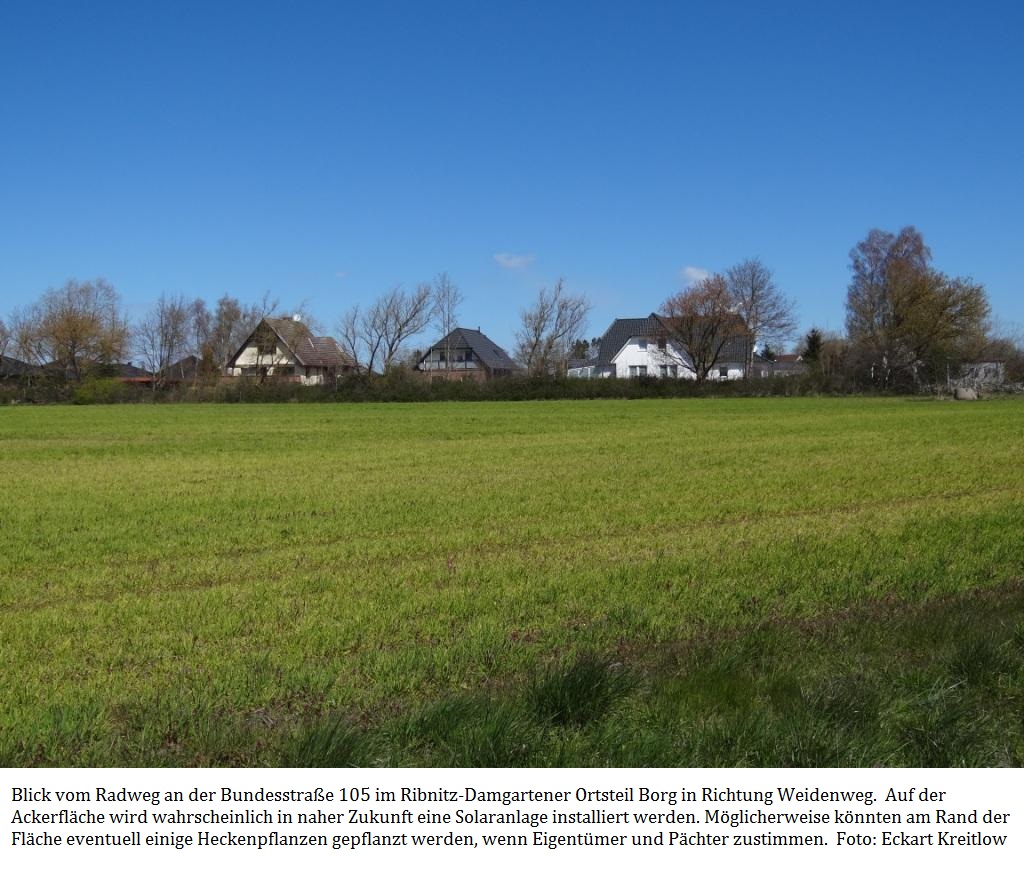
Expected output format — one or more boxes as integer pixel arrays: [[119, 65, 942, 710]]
[[610, 337, 694, 379], [229, 343, 330, 385], [608, 337, 744, 380]]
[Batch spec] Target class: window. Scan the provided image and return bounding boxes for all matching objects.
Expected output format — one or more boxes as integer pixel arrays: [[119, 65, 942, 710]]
[[719, 366, 729, 378], [637, 339, 647, 350], [630, 365, 647, 377], [657, 336, 667, 351], [659, 365, 668, 377], [669, 364, 678, 378]]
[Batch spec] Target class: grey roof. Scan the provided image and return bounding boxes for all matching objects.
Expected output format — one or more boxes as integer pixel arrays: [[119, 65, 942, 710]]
[[0, 355, 40, 378], [112, 362, 153, 378], [418, 328, 519, 372], [595, 313, 752, 365], [594, 315, 665, 366]]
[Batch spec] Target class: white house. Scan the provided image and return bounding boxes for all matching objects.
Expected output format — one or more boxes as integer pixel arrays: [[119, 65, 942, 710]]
[[568, 314, 753, 380], [227, 317, 355, 385]]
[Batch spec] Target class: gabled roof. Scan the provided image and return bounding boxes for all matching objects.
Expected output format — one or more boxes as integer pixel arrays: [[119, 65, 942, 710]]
[[111, 362, 153, 379], [418, 327, 519, 372], [593, 315, 665, 366], [595, 313, 753, 365], [161, 355, 202, 381], [0, 355, 40, 378], [230, 317, 354, 370]]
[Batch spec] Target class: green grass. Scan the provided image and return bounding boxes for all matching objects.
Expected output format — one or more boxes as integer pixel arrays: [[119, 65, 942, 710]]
[[1, 397, 1022, 766]]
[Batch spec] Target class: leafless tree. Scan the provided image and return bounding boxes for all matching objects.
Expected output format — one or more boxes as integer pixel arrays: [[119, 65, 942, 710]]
[[514, 279, 591, 375], [337, 305, 365, 372], [726, 258, 797, 376], [136, 294, 192, 383], [846, 227, 989, 386], [0, 318, 10, 361], [338, 284, 434, 374], [206, 292, 278, 370], [431, 272, 463, 374], [661, 274, 745, 383], [13, 278, 130, 379]]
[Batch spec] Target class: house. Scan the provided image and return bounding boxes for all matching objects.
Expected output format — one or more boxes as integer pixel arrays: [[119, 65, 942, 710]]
[[415, 327, 519, 382], [568, 313, 753, 380], [0, 355, 41, 380], [110, 362, 155, 384], [161, 355, 204, 385], [760, 353, 808, 378], [227, 316, 355, 385]]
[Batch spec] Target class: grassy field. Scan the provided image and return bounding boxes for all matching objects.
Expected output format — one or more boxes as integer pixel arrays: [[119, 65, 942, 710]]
[[1, 397, 1023, 767]]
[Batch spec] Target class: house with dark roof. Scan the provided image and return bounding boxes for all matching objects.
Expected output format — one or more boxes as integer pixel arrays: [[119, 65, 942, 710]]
[[568, 313, 754, 380], [110, 362, 155, 384], [227, 316, 355, 385], [0, 355, 41, 380], [761, 353, 808, 378], [161, 355, 204, 385], [415, 328, 520, 382]]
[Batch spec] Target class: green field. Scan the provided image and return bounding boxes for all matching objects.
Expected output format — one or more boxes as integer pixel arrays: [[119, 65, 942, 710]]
[[2, 398, 1023, 767]]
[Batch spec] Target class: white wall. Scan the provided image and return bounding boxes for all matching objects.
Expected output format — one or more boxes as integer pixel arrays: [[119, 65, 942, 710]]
[[611, 338, 745, 380]]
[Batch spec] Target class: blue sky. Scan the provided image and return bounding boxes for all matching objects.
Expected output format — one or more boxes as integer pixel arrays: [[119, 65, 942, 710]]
[[1, 1, 1021, 351]]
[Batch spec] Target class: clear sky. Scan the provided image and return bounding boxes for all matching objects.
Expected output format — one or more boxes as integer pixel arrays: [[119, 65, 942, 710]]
[[1, 0, 1021, 351]]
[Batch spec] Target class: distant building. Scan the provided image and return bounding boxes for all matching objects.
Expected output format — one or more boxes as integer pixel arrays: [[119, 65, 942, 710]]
[[760, 353, 808, 378], [161, 355, 205, 385], [415, 328, 520, 382], [227, 317, 355, 385], [0, 355, 40, 380], [568, 313, 754, 380]]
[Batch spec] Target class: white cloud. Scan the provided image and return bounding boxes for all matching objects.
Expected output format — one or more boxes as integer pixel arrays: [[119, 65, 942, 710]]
[[680, 265, 710, 286], [494, 252, 535, 271]]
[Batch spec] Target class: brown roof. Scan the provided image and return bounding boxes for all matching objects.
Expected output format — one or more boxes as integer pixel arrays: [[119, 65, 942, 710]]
[[297, 334, 347, 369], [234, 318, 354, 370]]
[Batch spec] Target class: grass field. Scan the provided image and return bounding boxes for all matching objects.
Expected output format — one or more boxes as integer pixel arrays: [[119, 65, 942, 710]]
[[1, 397, 1023, 767]]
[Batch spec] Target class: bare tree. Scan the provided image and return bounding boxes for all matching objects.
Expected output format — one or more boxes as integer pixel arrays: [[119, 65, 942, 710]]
[[14, 278, 130, 379], [10, 307, 46, 366], [378, 284, 433, 371], [136, 294, 191, 383], [337, 305, 365, 372], [846, 227, 989, 386], [726, 258, 796, 376], [514, 279, 591, 375], [431, 272, 463, 375], [338, 285, 434, 374], [206, 292, 278, 371], [0, 318, 9, 361], [661, 274, 745, 383]]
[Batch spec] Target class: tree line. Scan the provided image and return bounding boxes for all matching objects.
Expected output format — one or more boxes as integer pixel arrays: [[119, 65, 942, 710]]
[[1, 225, 1020, 391]]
